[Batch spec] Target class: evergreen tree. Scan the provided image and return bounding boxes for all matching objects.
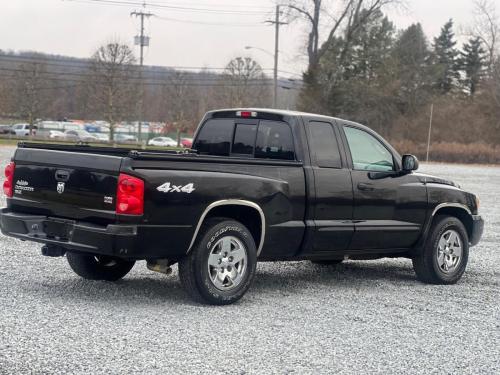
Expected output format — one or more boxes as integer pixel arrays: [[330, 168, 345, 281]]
[[392, 23, 433, 114], [433, 19, 460, 94], [459, 37, 486, 96], [301, 10, 397, 133]]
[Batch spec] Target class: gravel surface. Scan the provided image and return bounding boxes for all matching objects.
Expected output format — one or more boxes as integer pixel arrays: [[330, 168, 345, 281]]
[[0, 146, 498, 374]]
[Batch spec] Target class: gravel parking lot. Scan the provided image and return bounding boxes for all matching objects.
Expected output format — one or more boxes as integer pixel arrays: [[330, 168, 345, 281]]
[[0, 146, 498, 374]]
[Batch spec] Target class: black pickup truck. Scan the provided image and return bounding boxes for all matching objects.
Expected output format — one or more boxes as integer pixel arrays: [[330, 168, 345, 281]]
[[0, 109, 484, 304]]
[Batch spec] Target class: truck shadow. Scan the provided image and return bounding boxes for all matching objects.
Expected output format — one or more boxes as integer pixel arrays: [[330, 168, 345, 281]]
[[29, 260, 418, 305], [251, 260, 418, 294]]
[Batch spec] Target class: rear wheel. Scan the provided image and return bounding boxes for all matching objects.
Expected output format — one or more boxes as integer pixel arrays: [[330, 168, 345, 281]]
[[178, 218, 257, 305], [412, 215, 469, 284], [66, 252, 135, 281]]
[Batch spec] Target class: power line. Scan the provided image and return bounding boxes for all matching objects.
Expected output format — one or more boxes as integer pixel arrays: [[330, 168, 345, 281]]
[[0, 72, 284, 89], [0, 54, 303, 78], [153, 15, 267, 27], [64, 0, 271, 15], [131, 0, 273, 10], [0, 67, 303, 88]]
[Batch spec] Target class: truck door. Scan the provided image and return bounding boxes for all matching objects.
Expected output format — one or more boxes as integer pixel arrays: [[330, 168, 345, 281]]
[[307, 121, 354, 252], [340, 124, 427, 250]]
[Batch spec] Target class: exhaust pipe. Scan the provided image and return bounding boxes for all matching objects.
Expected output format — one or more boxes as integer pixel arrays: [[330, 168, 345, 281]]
[[147, 259, 173, 275], [41, 245, 66, 257]]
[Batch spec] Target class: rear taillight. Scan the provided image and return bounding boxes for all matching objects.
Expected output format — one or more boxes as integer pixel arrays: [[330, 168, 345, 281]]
[[3, 162, 15, 198], [116, 173, 144, 215]]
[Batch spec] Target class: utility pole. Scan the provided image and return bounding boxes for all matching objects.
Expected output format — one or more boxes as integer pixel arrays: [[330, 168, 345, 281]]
[[426, 103, 434, 163], [273, 5, 280, 109], [266, 5, 286, 109], [131, 4, 153, 144]]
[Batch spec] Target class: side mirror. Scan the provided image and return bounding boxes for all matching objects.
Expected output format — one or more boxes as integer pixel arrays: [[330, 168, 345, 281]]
[[402, 154, 419, 172]]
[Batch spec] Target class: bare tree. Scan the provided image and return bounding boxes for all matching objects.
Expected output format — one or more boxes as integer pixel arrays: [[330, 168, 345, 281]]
[[220, 57, 271, 107], [469, 0, 499, 72], [86, 42, 138, 141], [0, 79, 10, 117], [161, 72, 199, 146], [11, 62, 49, 135], [283, 0, 400, 71]]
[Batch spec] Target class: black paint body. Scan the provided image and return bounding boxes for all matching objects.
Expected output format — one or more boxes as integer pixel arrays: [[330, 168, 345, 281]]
[[0, 109, 483, 261]]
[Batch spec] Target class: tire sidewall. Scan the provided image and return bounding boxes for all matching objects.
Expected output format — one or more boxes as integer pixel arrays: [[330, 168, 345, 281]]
[[428, 217, 469, 283], [193, 220, 257, 304]]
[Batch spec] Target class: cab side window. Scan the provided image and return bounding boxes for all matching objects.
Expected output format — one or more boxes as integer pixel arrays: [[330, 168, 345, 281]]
[[255, 121, 295, 160], [195, 119, 233, 156], [309, 121, 342, 168], [344, 126, 394, 171], [232, 123, 257, 156]]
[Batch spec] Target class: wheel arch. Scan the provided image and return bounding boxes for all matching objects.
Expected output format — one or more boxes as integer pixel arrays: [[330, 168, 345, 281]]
[[187, 200, 266, 256], [431, 203, 473, 241]]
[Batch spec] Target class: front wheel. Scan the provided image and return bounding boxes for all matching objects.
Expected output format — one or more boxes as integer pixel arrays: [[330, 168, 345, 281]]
[[66, 252, 135, 281], [412, 215, 469, 284], [178, 218, 257, 305]]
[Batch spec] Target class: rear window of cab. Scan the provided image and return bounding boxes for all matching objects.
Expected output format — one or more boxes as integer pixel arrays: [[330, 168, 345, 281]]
[[194, 119, 295, 161]]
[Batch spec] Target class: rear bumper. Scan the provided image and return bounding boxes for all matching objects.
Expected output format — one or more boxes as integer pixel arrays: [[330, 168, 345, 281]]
[[0, 209, 192, 259], [470, 215, 484, 247]]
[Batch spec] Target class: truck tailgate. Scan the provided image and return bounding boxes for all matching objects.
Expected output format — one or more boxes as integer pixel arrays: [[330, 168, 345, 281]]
[[10, 148, 122, 223]]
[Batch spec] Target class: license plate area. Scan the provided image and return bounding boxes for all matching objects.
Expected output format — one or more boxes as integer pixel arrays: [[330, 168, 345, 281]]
[[44, 218, 75, 241]]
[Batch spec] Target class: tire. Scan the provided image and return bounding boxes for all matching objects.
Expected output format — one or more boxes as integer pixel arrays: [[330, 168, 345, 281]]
[[412, 215, 469, 284], [66, 252, 135, 281], [311, 259, 343, 266], [178, 218, 257, 305]]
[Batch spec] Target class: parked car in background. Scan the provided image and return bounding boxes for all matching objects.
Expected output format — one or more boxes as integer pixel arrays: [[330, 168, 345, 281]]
[[64, 129, 97, 142], [148, 136, 177, 147], [48, 130, 65, 140], [114, 134, 138, 144], [10, 124, 37, 136], [0, 125, 12, 134], [181, 138, 193, 148], [93, 133, 110, 142], [49, 130, 66, 139]]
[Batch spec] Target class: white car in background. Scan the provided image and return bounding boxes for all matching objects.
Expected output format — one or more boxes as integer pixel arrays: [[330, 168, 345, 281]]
[[48, 130, 65, 139], [64, 129, 97, 142], [93, 133, 110, 142], [114, 133, 138, 143], [148, 137, 177, 147], [10, 124, 37, 136]]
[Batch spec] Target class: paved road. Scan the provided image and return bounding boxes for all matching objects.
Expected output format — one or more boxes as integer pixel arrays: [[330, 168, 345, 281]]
[[0, 146, 498, 374]]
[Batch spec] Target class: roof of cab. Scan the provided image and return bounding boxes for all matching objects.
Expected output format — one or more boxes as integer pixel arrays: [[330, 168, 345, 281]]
[[207, 107, 365, 128]]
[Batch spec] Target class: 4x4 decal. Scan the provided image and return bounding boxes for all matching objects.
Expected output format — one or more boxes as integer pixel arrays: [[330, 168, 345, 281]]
[[157, 182, 196, 194]]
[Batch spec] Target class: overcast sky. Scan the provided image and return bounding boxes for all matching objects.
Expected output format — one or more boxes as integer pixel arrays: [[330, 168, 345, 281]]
[[0, 0, 477, 78]]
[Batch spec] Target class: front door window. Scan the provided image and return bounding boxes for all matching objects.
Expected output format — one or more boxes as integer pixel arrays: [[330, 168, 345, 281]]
[[344, 127, 394, 172]]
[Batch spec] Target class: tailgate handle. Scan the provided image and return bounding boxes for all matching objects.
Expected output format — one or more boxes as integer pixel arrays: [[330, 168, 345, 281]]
[[55, 170, 70, 182]]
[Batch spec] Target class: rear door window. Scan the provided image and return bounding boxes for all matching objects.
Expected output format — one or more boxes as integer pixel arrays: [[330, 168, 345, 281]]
[[309, 121, 342, 168]]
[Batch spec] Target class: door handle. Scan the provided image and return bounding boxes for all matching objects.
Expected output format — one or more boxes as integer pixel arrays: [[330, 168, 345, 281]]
[[357, 182, 374, 191]]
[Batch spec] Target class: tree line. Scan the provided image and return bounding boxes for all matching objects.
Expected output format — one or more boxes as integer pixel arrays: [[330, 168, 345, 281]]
[[0, 0, 499, 162], [285, 0, 500, 154], [0, 49, 276, 141]]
